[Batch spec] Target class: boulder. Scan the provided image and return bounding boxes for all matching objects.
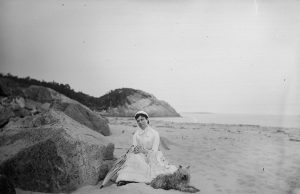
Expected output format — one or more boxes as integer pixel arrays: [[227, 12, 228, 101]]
[[54, 103, 110, 136], [103, 143, 115, 160], [97, 160, 115, 182], [23, 85, 77, 104], [23, 86, 110, 136], [0, 110, 114, 193], [0, 85, 110, 136], [0, 105, 14, 128], [0, 97, 32, 128]]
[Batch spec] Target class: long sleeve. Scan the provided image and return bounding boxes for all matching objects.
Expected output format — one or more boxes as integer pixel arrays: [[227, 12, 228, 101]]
[[151, 130, 160, 152], [132, 132, 137, 147]]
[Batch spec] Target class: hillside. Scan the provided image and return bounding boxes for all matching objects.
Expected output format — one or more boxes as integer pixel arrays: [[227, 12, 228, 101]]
[[0, 73, 100, 109], [98, 88, 180, 117], [0, 74, 180, 117]]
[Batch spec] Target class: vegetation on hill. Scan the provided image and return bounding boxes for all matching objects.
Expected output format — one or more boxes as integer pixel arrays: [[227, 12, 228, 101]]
[[0, 73, 151, 111], [0, 73, 102, 109], [97, 88, 152, 110]]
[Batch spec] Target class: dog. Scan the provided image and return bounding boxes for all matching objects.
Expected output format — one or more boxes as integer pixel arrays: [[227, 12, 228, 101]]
[[149, 165, 200, 193]]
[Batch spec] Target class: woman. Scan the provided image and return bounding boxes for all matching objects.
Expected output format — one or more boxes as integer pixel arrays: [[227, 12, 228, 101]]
[[116, 110, 177, 186]]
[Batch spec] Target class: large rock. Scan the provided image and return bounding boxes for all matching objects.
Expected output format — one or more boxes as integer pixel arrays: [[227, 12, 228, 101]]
[[0, 84, 110, 136], [23, 85, 78, 105], [0, 96, 52, 129], [98, 88, 180, 117], [24, 86, 110, 136], [0, 97, 32, 129], [54, 103, 110, 136], [0, 78, 76, 104], [0, 104, 15, 128], [0, 110, 113, 193]]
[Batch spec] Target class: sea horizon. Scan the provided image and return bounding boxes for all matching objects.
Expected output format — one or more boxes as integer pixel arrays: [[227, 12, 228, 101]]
[[151, 112, 300, 129], [179, 111, 300, 116]]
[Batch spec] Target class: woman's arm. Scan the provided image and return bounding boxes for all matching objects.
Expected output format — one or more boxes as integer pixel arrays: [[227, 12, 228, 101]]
[[133, 132, 143, 154], [132, 132, 137, 147], [151, 129, 160, 152]]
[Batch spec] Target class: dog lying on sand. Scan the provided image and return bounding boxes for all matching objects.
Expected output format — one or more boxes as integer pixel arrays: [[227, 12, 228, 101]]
[[148, 165, 200, 193]]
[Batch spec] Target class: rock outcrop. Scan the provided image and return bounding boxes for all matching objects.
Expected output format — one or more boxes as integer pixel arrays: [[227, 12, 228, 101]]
[[0, 78, 110, 136], [0, 110, 113, 193], [98, 88, 180, 117], [54, 103, 110, 136], [0, 77, 115, 192]]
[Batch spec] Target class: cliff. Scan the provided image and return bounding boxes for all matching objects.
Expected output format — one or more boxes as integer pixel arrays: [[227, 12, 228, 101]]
[[98, 88, 180, 117]]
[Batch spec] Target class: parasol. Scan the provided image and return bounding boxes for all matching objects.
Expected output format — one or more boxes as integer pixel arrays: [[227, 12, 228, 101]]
[[99, 145, 134, 189]]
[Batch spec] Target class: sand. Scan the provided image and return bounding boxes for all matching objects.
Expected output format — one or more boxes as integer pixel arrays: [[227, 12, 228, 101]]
[[17, 117, 300, 194]]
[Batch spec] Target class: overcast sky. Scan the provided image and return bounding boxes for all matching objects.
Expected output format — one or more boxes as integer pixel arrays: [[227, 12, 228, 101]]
[[1, 0, 299, 115]]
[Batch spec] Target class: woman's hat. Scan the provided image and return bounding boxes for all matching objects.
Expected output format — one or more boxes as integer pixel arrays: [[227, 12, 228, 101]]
[[134, 110, 149, 119]]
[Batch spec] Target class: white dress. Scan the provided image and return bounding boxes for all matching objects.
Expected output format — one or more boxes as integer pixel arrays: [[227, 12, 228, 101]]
[[116, 126, 177, 183]]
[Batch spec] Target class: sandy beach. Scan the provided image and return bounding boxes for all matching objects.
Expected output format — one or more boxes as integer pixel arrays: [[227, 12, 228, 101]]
[[16, 117, 300, 194], [74, 117, 300, 194]]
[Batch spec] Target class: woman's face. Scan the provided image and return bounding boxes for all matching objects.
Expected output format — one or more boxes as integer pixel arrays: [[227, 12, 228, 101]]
[[136, 115, 148, 130]]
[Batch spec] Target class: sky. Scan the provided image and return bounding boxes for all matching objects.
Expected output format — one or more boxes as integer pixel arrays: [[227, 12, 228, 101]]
[[0, 0, 300, 115]]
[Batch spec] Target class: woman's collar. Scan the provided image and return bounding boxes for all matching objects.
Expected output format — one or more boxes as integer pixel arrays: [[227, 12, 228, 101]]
[[137, 126, 150, 135]]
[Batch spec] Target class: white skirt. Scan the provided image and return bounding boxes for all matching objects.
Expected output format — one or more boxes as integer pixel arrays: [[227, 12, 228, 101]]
[[116, 151, 177, 183]]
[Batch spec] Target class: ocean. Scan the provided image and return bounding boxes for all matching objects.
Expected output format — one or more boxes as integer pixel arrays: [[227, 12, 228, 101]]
[[151, 112, 300, 128]]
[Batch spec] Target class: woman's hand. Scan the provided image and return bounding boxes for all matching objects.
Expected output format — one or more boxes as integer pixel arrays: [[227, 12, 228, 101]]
[[133, 145, 142, 154], [134, 145, 148, 155]]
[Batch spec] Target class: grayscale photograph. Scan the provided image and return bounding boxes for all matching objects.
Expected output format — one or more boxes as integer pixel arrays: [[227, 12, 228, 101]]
[[0, 0, 299, 194]]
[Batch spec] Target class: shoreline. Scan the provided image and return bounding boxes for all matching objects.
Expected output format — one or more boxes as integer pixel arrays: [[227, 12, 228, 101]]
[[105, 113, 300, 129], [107, 116, 300, 131]]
